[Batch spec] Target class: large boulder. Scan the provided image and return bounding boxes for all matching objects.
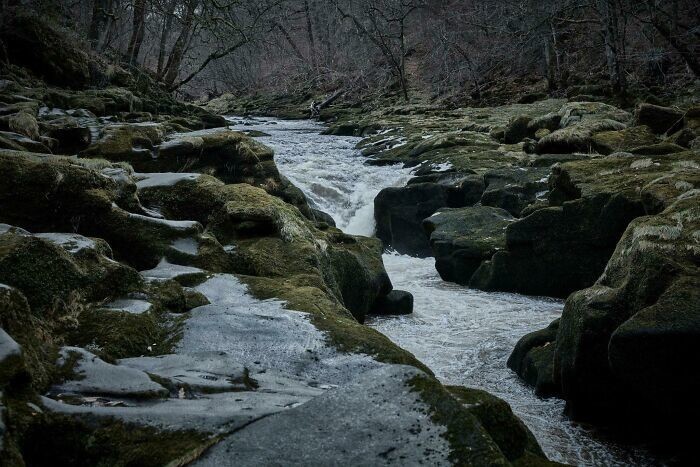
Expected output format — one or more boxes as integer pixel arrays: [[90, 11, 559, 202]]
[[554, 193, 700, 421], [82, 128, 311, 217], [136, 174, 392, 323], [635, 103, 684, 134], [39, 116, 94, 154], [536, 101, 631, 154], [536, 119, 627, 154], [480, 167, 550, 216], [591, 125, 658, 155], [503, 115, 532, 143], [470, 194, 645, 298], [79, 123, 166, 162], [0, 11, 91, 88], [423, 206, 515, 285], [507, 319, 560, 397], [0, 225, 141, 311], [471, 150, 700, 298], [374, 175, 485, 256], [0, 150, 228, 270]]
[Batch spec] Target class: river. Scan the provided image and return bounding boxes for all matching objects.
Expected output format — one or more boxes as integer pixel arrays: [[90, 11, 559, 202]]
[[228, 117, 658, 466]]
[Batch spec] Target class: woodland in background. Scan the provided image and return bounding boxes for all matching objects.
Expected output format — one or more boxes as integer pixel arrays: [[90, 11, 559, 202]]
[[1, 0, 698, 103]]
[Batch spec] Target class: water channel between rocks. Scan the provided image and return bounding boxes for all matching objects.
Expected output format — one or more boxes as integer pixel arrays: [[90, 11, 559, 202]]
[[228, 116, 658, 466]]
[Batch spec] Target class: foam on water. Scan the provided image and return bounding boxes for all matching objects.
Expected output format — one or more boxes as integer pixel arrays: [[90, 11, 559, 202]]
[[228, 117, 658, 466], [227, 117, 412, 235]]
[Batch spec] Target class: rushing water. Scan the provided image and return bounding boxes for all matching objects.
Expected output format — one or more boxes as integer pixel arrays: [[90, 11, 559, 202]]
[[227, 117, 658, 466]]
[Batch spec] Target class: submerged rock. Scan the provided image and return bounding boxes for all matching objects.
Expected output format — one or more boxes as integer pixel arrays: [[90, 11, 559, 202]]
[[370, 289, 413, 315], [507, 319, 560, 397]]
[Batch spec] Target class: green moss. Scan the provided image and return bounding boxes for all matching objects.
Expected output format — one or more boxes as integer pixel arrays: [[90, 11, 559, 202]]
[[407, 374, 508, 466], [409, 376, 558, 466], [19, 414, 215, 467], [446, 386, 546, 463], [591, 125, 658, 154], [241, 275, 431, 373], [67, 305, 185, 362]]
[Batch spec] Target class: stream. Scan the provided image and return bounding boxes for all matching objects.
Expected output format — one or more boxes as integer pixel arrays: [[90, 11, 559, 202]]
[[228, 117, 658, 466]]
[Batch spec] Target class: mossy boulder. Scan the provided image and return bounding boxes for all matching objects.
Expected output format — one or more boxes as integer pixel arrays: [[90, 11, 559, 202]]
[[0, 11, 91, 88], [44, 88, 143, 116], [480, 167, 550, 216], [0, 131, 51, 153], [507, 319, 560, 397], [470, 194, 645, 298], [536, 119, 627, 154], [137, 175, 392, 323], [4, 111, 40, 140], [0, 150, 231, 270], [471, 151, 700, 298], [554, 193, 700, 420], [0, 226, 141, 312], [423, 206, 514, 285], [446, 385, 552, 464], [591, 125, 658, 155], [80, 123, 165, 162], [409, 374, 557, 466], [503, 115, 532, 144], [102, 129, 312, 216], [535, 101, 631, 154], [39, 116, 93, 154], [629, 142, 686, 155], [635, 103, 684, 134]]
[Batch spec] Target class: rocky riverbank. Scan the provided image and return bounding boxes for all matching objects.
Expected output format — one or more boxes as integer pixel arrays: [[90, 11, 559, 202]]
[[0, 10, 562, 466], [235, 85, 697, 459]]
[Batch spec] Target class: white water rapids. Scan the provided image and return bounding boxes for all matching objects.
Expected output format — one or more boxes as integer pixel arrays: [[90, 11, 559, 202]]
[[228, 117, 658, 466]]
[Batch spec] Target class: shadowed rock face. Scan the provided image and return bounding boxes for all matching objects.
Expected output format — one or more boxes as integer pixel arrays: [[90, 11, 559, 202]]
[[375, 175, 485, 256], [507, 183, 699, 459], [0, 11, 91, 89], [470, 192, 646, 298], [635, 103, 684, 134], [554, 194, 700, 420], [471, 150, 700, 298], [423, 206, 515, 285]]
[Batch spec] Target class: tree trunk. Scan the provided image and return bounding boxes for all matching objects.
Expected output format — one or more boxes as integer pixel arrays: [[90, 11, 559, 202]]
[[157, 0, 176, 77], [126, 0, 147, 65], [652, 17, 700, 77], [598, 0, 626, 94], [276, 22, 306, 63], [89, 0, 115, 51], [398, 21, 409, 101], [163, 0, 197, 87], [544, 35, 556, 91], [303, 0, 318, 71]]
